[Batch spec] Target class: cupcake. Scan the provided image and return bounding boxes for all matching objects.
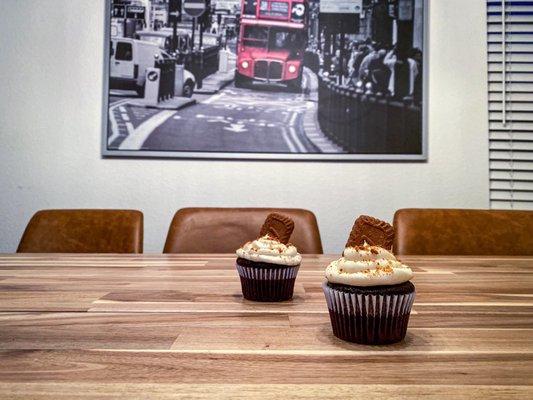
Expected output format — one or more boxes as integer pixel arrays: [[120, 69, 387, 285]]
[[235, 213, 302, 302], [323, 215, 415, 345]]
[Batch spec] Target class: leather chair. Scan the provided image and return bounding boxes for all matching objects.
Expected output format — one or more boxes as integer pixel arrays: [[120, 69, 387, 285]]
[[17, 209, 143, 253], [164, 208, 323, 254], [393, 208, 533, 256]]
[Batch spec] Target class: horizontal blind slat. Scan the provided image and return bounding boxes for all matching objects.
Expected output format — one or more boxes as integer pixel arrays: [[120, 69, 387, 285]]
[[490, 121, 533, 130], [489, 91, 533, 100], [490, 141, 533, 150], [489, 191, 533, 200], [490, 201, 533, 209], [491, 180, 533, 190], [489, 111, 533, 121], [489, 102, 533, 111], [491, 150, 533, 160], [490, 170, 533, 180]]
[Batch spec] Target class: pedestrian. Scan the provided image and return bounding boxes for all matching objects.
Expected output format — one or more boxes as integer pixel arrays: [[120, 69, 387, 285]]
[[211, 20, 219, 35], [369, 48, 390, 95], [410, 48, 423, 103], [348, 44, 368, 86], [384, 46, 419, 99], [358, 44, 377, 82], [330, 49, 342, 78], [407, 49, 420, 99], [383, 47, 398, 97]]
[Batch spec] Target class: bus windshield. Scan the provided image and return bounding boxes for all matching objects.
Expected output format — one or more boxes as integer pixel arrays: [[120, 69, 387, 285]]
[[243, 26, 305, 53]]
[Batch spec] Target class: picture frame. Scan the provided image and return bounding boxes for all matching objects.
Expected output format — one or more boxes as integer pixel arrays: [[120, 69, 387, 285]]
[[102, 0, 428, 161]]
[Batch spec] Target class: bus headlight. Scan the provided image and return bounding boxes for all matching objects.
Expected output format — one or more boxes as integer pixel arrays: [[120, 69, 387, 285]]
[[288, 65, 297, 74], [241, 61, 249, 69]]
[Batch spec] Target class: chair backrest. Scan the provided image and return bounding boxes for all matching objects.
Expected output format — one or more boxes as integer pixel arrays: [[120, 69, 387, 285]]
[[164, 207, 323, 254], [17, 209, 143, 253], [393, 208, 533, 256]]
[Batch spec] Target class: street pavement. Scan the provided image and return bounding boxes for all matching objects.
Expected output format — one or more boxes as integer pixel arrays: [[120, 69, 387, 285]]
[[107, 69, 342, 154]]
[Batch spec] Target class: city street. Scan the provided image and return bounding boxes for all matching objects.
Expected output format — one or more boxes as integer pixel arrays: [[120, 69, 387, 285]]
[[108, 68, 342, 153]]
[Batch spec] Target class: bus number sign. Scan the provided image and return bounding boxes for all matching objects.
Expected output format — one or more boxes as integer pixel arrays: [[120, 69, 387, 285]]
[[260, 1, 289, 18]]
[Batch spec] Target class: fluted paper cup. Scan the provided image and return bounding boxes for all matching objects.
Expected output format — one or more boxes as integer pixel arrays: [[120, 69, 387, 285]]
[[322, 282, 415, 345], [236, 262, 300, 302]]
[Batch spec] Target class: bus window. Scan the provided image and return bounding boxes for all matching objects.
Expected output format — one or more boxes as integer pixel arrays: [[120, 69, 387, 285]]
[[268, 28, 304, 55], [243, 0, 257, 16], [115, 42, 132, 61], [243, 25, 268, 48]]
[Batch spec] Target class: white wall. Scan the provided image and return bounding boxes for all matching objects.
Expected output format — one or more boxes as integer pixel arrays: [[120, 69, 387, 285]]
[[0, 0, 488, 253]]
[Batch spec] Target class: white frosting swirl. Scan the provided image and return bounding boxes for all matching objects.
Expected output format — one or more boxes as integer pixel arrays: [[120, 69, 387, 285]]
[[325, 243, 413, 286], [236, 235, 302, 266]]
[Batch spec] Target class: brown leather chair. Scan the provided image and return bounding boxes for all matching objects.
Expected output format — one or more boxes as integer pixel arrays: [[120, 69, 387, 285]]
[[393, 208, 533, 256], [17, 209, 143, 253], [164, 208, 323, 254]]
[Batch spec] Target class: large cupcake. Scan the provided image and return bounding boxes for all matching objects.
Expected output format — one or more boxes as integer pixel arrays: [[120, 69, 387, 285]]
[[323, 215, 415, 345], [236, 213, 302, 302]]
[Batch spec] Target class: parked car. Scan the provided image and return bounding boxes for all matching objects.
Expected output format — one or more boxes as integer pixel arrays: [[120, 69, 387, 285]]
[[110, 38, 196, 98], [135, 29, 192, 55]]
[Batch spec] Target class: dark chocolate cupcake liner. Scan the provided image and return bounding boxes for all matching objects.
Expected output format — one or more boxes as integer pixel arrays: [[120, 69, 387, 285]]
[[322, 282, 415, 345], [236, 263, 299, 302]]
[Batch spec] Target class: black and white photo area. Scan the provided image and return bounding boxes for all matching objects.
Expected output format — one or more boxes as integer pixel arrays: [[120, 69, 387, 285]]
[[104, 0, 426, 160]]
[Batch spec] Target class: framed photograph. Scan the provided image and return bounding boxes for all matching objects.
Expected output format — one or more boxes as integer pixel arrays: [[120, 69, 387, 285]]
[[102, 0, 427, 160]]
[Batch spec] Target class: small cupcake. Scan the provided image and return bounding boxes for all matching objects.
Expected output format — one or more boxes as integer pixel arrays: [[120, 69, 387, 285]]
[[323, 215, 415, 345], [236, 213, 302, 302]]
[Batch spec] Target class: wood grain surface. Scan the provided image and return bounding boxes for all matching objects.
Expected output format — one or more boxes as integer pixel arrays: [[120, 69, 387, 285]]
[[0, 254, 532, 399]]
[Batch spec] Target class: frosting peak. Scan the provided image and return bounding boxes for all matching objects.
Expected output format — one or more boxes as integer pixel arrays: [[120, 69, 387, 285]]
[[326, 243, 413, 286], [236, 235, 302, 266]]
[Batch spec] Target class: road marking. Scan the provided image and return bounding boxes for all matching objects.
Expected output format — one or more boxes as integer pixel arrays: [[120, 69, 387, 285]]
[[224, 123, 247, 133], [125, 122, 134, 137], [107, 99, 131, 146], [289, 112, 299, 127], [289, 126, 307, 152], [281, 126, 297, 153], [173, 115, 182, 120], [285, 112, 307, 152], [202, 92, 225, 105], [119, 110, 176, 150], [121, 113, 130, 122]]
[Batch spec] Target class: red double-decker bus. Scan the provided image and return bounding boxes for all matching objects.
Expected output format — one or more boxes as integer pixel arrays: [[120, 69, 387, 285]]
[[236, 0, 308, 90]]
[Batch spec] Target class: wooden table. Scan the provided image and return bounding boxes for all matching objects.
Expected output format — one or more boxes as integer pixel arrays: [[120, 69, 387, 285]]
[[0, 254, 532, 399]]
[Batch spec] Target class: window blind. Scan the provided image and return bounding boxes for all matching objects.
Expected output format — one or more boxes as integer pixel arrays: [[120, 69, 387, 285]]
[[488, 0, 533, 210]]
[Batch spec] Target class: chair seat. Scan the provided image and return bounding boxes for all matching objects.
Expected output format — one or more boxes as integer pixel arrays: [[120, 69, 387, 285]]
[[17, 209, 143, 253], [393, 208, 533, 256], [164, 208, 323, 254]]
